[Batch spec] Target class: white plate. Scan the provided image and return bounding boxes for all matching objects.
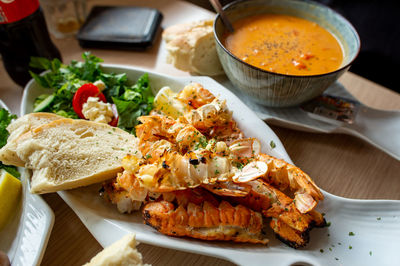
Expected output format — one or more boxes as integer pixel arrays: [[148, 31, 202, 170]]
[[0, 100, 54, 266], [21, 65, 400, 266]]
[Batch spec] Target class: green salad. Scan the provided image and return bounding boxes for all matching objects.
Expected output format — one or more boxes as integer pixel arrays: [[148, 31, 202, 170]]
[[29, 52, 154, 134], [0, 108, 20, 178]]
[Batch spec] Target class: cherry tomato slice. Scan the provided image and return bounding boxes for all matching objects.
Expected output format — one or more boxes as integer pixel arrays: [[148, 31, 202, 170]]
[[109, 117, 119, 127], [72, 83, 106, 119]]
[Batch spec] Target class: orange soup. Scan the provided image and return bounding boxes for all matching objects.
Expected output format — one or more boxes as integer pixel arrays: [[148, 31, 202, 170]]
[[223, 14, 343, 75]]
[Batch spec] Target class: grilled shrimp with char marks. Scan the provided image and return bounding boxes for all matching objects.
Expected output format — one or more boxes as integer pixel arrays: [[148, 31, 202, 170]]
[[204, 179, 325, 248], [143, 200, 268, 244]]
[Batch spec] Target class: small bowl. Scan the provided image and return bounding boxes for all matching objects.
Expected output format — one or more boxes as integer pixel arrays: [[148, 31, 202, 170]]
[[214, 0, 360, 107]]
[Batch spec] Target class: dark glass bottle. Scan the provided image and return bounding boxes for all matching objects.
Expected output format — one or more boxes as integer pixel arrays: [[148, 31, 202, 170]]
[[0, 0, 62, 86]]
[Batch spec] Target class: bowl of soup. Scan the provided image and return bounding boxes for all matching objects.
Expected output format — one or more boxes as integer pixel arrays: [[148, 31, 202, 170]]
[[214, 0, 360, 107]]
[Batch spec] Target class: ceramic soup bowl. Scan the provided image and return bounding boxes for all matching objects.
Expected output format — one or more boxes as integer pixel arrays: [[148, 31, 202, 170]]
[[214, 0, 360, 107]]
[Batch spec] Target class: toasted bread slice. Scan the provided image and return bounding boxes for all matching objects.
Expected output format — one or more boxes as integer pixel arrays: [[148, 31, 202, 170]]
[[0, 113, 64, 167], [13, 118, 139, 194]]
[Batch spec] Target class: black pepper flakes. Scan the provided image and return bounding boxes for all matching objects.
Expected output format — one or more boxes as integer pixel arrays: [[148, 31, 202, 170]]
[[162, 161, 169, 169], [189, 158, 200, 165]]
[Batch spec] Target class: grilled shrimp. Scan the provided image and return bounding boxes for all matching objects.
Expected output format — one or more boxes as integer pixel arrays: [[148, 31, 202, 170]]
[[122, 145, 268, 192], [184, 98, 231, 130], [136, 115, 207, 156], [177, 83, 215, 109], [135, 150, 232, 192], [102, 175, 144, 213], [257, 154, 324, 206], [131, 115, 269, 192], [104, 82, 326, 249], [143, 200, 268, 244], [154, 83, 243, 144], [204, 179, 325, 248], [184, 97, 244, 144]]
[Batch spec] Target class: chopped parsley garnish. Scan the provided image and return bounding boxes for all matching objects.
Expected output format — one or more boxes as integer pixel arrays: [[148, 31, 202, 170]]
[[235, 162, 244, 170], [349, 245, 352, 250], [377, 217, 381, 220], [269, 140, 276, 149], [320, 249, 324, 253], [199, 136, 208, 148], [326, 221, 331, 227], [349, 232, 355, 236], [215, 169, 220, 175], [195, 136, 208, 150], [369, 251, 372, 256]]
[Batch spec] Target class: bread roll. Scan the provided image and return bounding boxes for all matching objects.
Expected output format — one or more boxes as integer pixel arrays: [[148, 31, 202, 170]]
[[84, 234, 147, 266], [163, 20, 224, 76]]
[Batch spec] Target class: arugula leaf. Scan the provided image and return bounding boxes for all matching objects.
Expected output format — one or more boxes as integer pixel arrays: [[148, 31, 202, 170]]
[[0, 108, 20, 178]]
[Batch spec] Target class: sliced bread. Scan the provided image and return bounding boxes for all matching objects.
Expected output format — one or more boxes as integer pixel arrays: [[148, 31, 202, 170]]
[[13, 118, 139, 194], [0, 112, 64, 167]]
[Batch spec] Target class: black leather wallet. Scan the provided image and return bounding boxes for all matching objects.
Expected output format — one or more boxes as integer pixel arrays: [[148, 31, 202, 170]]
[[77, 6, 163, 50]]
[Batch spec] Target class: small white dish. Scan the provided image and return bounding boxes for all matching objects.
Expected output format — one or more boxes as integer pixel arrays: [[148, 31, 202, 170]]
[[0, 100, 54, 266], [21, 65, 400, 266]]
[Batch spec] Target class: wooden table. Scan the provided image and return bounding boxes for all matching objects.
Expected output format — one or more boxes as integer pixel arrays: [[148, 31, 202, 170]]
[[1, 0, 399, 265]]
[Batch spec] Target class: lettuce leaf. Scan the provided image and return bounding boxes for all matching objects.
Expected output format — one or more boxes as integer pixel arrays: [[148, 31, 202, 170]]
[[0, 108, 20, 178]]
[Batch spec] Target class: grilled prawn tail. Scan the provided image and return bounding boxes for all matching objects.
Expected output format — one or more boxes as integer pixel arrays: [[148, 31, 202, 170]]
[[143, 200, 269, 244]]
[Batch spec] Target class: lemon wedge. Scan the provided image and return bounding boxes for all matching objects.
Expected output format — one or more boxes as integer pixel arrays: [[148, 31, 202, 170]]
[[0, 169, 22, 230], [153, 86, 189, 119]]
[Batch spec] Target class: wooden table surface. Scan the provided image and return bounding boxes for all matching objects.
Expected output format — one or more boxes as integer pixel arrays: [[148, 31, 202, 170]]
[[1, 0, 400, 265]]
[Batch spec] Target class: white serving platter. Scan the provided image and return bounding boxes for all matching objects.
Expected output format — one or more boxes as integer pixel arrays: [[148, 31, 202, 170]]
[[0, 100, 54, 266], [21, 65, 400, 266]]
